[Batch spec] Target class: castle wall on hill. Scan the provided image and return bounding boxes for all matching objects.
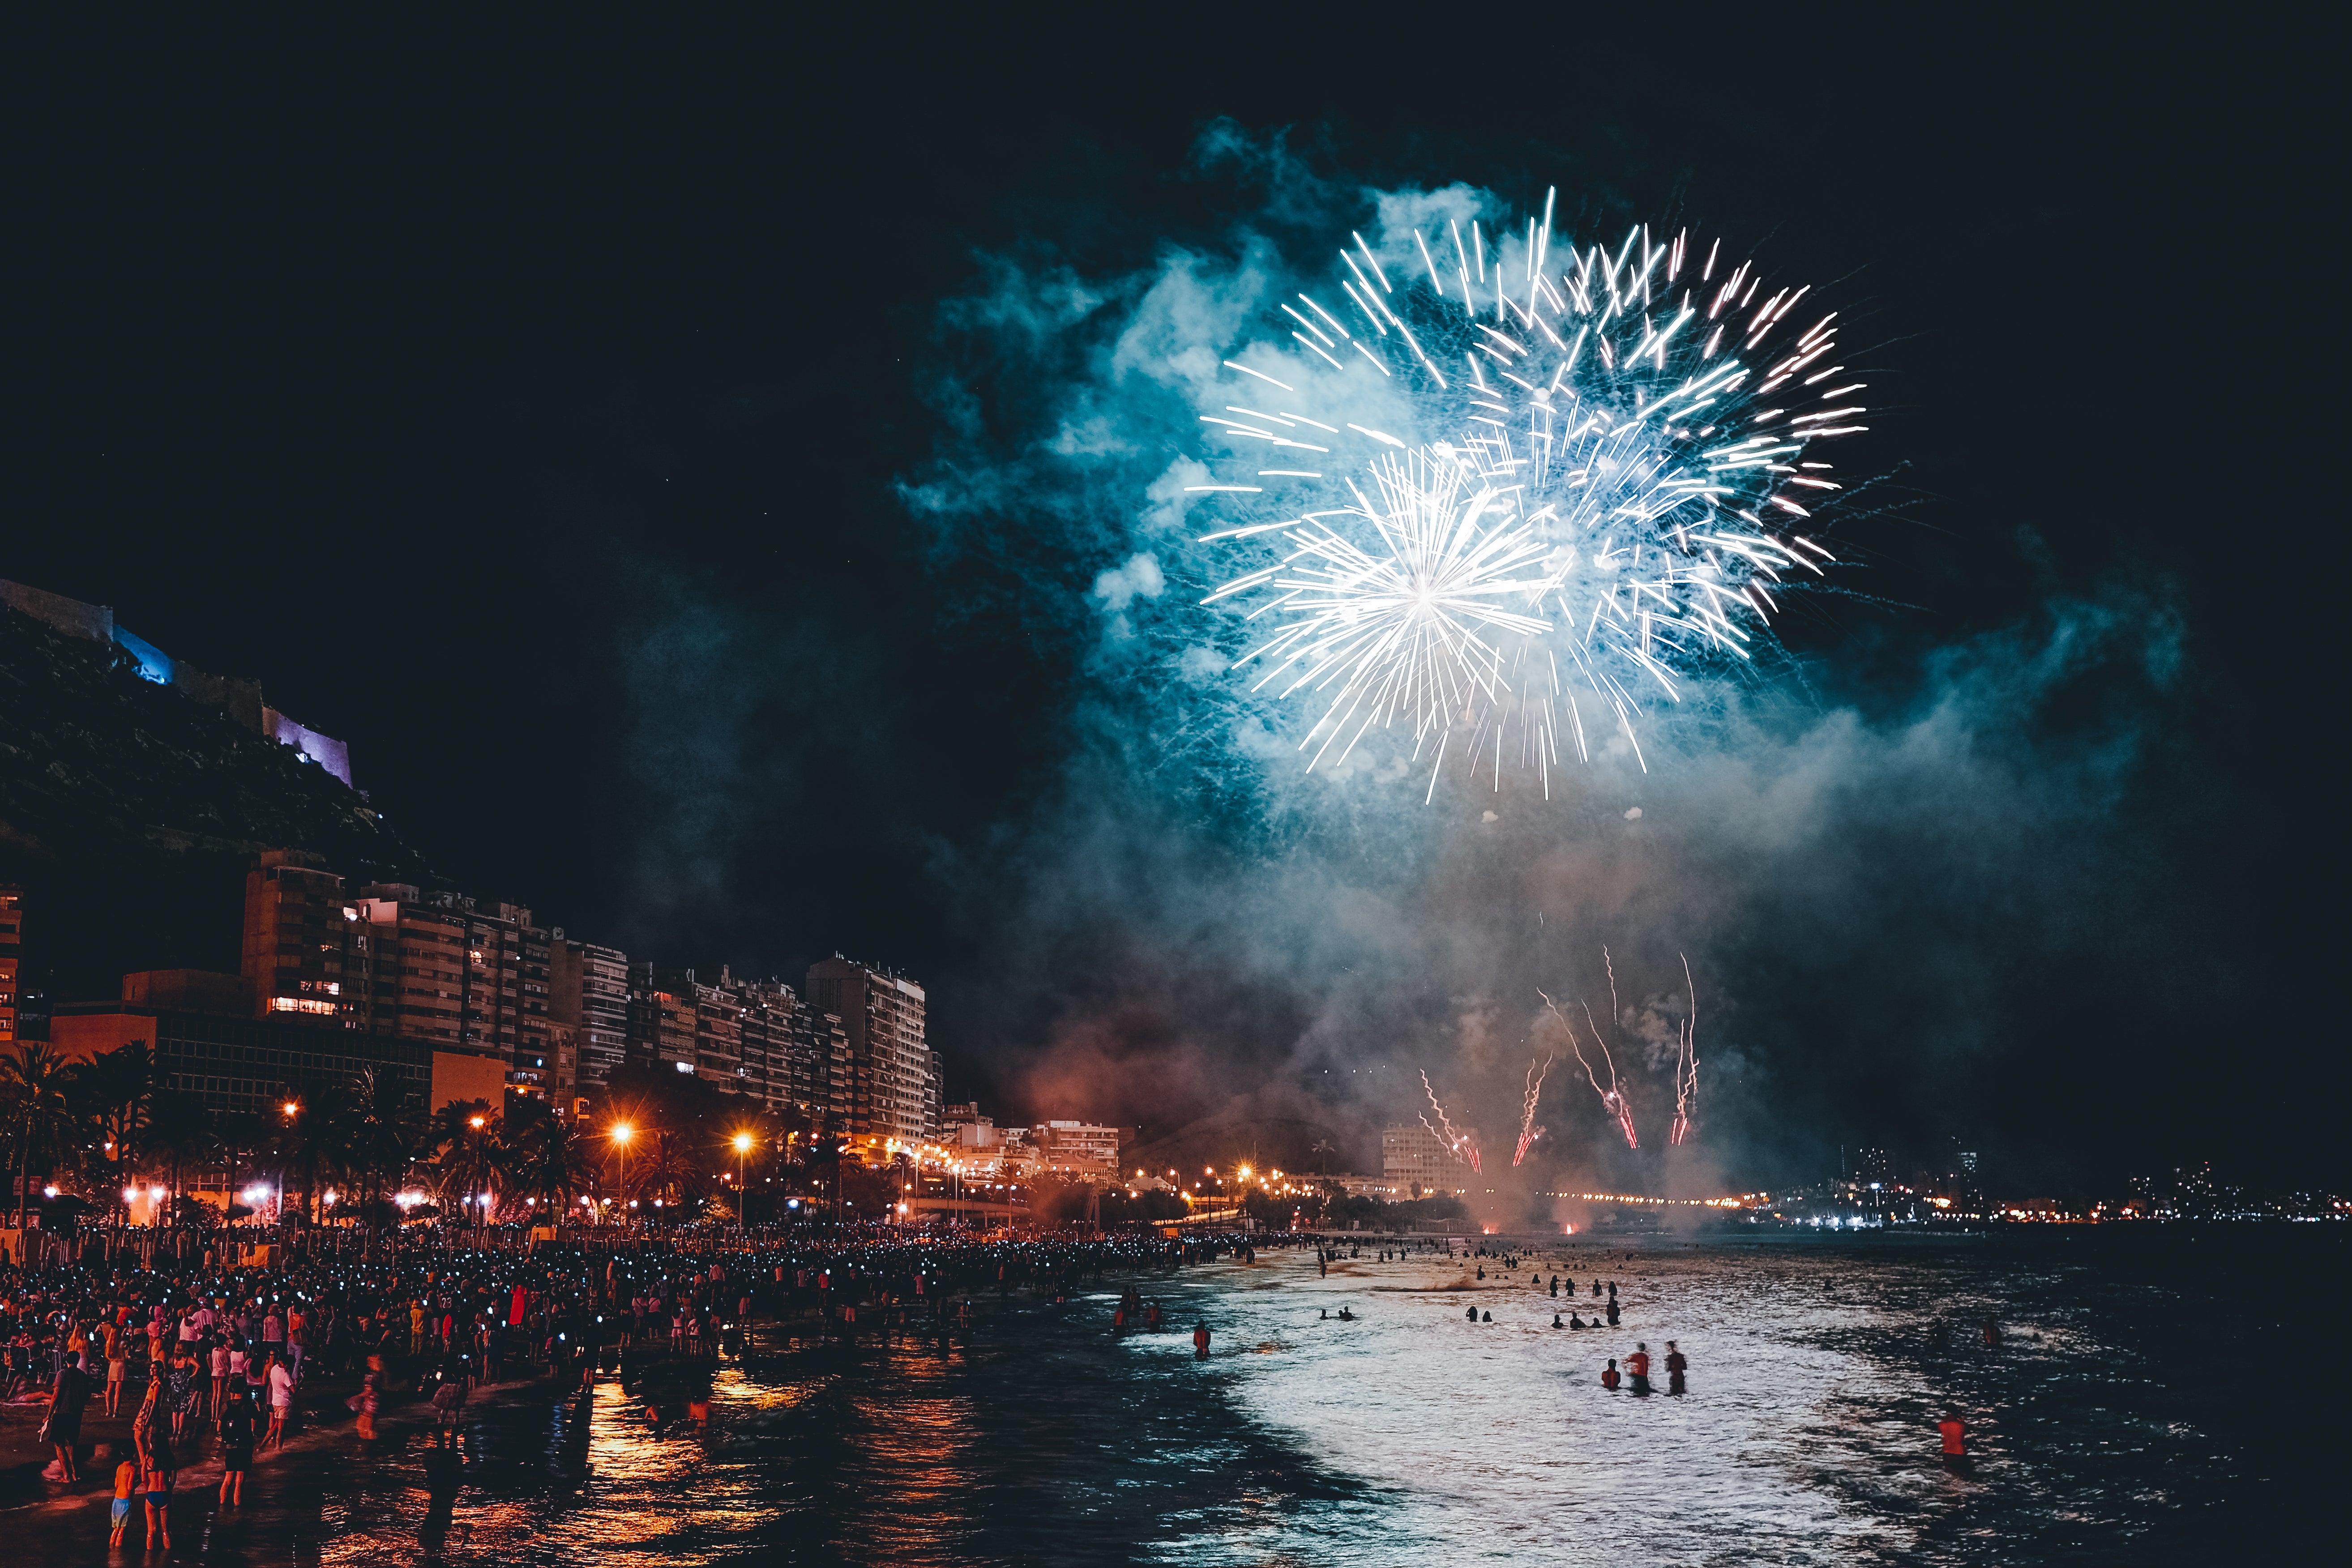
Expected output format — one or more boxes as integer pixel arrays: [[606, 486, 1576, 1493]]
[[0, 577, 351, 786]]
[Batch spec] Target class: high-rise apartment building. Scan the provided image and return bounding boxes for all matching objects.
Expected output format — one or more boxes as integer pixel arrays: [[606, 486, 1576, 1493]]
[[793, 1002, 852, 1137], [718, 972, 797, 1115], [548, 934, 629, 1096], [610, 963, 855, 1135], [515, 920, 555, 1095], [226, 854, 528, 1113], [645, 966, 746, 1090], [805, 956, 937, 1147], [724, 973, 851, 1134], [625, 967, 697, 1076], [242, 850, 357, 1021], [345, 882, 530, 1094], [1381, 1124, 1458, 1197], [0, 884, 21, 1045]]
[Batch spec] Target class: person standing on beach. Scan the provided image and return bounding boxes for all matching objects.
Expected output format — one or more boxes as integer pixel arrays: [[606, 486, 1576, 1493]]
[[262, 1350, 295, 1450], [1665, 1341, 1688, 1394], [210, 1335, 232, 1421], [164, 1342, 199, 1444], [45, 1349, 93, 1481], [109, 1457, 137, 1547], [1626, 1343, 1652, 1395], [103, 1319, 129, 1417], [133, 1382, 172, 1552], [218, 1384, 254, 1506]]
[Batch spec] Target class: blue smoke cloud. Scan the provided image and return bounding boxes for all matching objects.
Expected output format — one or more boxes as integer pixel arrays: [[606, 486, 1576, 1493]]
[[889, 128, 2225, 1188]]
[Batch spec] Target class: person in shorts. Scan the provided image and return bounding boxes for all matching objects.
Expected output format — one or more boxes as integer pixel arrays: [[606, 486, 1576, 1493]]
[[108, 1458, 137, 1547], [262, 1350, 295, 1450], [104, 1321, 129, 1417]]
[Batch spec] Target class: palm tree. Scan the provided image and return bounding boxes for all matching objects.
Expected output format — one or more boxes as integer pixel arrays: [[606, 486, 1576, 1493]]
[[214, 1108, 269, 1232], [629, 1129, 703, 1226], [64, 1042, 154, 1235], [72, 1042, 154, 1169], [144, 1086, 217, 1229], [433, 1098, 502, 1233], [2, 1043, 83, 1226], [276, 1076, 361, 1225], [349, 1067, 430, 1256], [511, 1113, 588, 1231]]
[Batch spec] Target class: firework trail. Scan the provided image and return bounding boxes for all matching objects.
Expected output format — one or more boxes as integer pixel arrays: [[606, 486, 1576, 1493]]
[[1669, 953, 1699, 1147], [1192, 190, 1855, 795], [1539, 959, 1640, 1150], [1419, 1070, 1483, 1174], [1512, 1055, 1552, 1166]]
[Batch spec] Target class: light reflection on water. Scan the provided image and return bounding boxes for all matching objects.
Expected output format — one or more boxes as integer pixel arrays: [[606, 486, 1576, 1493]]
[[295, 1235, 2315, 1566]]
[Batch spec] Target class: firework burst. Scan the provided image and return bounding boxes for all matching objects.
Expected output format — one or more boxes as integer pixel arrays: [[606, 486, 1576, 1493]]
[[1191, 189, 1858, 795]]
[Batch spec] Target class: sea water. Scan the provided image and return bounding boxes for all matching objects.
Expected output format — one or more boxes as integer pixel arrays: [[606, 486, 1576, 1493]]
[[42, 1228, 2337, 1564]]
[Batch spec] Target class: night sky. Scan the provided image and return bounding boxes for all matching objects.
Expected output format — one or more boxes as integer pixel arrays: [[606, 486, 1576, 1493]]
[[11, 23, 2325, 1189]]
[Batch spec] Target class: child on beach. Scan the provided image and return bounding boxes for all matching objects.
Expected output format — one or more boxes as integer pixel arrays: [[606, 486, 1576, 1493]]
[[108, 1459, 136, 1547]]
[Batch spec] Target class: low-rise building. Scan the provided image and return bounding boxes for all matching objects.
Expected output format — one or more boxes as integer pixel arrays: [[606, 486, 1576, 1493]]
[[51, 985, 432, 1117], [1325, 1173, 1408, 1200], [1033, 1120, 1122, 1174]]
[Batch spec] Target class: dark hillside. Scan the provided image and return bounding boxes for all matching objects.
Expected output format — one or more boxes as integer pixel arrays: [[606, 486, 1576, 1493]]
[[0, 605, 432, 1006]]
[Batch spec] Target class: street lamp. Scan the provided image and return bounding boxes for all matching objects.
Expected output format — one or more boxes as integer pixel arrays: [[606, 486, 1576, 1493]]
[[278, 1098, 309, 1222], [468, 1115, 488, 1236], [733, 1132, 754, 1238], [610, 1123, 634, 1224]]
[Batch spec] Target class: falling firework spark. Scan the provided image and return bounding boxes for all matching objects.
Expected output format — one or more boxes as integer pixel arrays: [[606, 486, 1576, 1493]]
[[1669, 953, 1699, 1147], [1193, 191, 1855, 795], [1512, 1055, 1552, 1166], [1420, 1070, 1483, 1175]]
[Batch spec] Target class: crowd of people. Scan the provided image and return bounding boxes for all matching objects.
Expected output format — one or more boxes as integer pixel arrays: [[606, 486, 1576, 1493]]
[[2, 1218, 1276, 1540], [3, 1221, 1992, 1547]]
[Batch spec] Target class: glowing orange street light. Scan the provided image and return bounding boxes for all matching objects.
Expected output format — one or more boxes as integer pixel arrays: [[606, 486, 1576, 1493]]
[[609, 1123, 635, 1222], [731, 1132, 755, 1237]]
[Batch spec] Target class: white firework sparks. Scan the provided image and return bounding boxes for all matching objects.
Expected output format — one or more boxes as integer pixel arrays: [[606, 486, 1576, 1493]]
[[1189, 188, 1860, 796], [1206, 449, 1559, 793]]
